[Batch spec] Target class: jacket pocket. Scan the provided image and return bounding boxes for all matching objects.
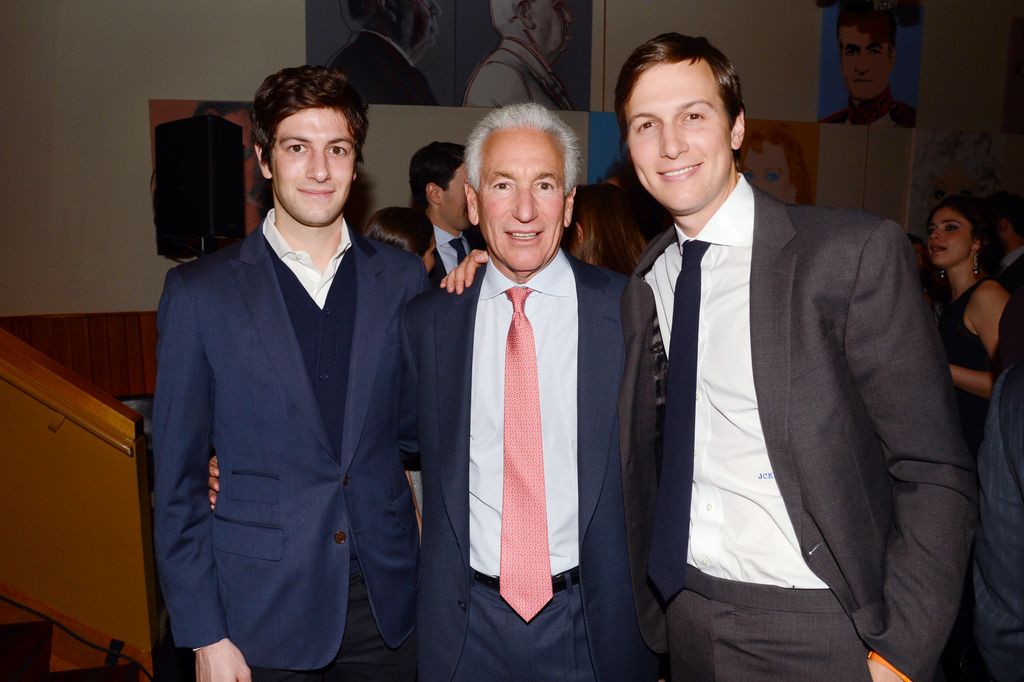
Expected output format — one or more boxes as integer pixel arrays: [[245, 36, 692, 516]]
[[212, 514, 284, 561]]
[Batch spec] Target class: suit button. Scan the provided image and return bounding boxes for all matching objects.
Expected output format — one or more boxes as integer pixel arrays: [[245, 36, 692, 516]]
[[334, 531, 347, 544], [343, 474, 351, 487], [457, 600, 466, 611], [319, 373, 329, 381]]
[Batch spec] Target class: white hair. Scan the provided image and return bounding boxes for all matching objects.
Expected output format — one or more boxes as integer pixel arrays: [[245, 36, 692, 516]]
[[464, 103, 581, 195]]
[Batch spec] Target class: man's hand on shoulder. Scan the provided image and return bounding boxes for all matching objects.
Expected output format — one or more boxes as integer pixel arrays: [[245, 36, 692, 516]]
[[195, 638, 250, 682], [440, 249, 489, 294]]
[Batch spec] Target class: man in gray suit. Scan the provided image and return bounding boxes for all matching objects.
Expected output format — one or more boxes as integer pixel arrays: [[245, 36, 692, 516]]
[[613, 33, 976, 681]]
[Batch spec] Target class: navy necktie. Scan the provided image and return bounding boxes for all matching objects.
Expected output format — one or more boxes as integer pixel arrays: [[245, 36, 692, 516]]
[[449, 237, 467, 265], [648, 239, 711, 603]]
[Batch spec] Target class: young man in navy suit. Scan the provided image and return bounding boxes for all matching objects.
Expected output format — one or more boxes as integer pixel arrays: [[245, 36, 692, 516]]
[[154, 66, 426, 682]]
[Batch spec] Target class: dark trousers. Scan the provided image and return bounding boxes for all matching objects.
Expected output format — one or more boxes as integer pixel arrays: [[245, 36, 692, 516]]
[[667, 567, 871, 682], [452, 571, 594, 682], [251, 572, 416, 682]]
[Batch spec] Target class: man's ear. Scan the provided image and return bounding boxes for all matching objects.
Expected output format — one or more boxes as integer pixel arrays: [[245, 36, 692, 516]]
[[516, 0, 537, 30], [466, 183, 481, 226], [562, 186, 577, 227], [256, 145, 273, 180], [425, 181, 443, 208], [730, 110, 746, 152]]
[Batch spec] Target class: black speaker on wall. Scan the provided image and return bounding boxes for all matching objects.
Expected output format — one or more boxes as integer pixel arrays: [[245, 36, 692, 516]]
[[154, 115, 245, 258]]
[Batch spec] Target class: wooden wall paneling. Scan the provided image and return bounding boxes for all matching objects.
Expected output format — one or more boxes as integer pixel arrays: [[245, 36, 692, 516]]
[[86, 317, 112, 394], [103, 314, 130, 396], [67, 316, 94, 387], [139, 313, 157, 395]]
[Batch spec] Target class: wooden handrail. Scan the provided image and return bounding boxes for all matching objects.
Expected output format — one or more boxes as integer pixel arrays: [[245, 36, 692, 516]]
[[0, 329, 140, 456]]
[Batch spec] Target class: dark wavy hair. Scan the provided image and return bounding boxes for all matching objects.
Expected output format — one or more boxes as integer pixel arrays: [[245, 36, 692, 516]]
[[251, 65, 369, 166], [927, 195, 1003, 276]]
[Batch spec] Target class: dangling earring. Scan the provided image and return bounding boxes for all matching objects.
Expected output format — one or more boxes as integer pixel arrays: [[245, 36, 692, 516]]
[[972, 252, 980, 276]]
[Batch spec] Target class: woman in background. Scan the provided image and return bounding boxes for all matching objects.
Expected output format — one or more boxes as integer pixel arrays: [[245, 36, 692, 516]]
[[927, 195, 1009, 454], [562, 183, 647, 276], [364, 206, 436, 274]]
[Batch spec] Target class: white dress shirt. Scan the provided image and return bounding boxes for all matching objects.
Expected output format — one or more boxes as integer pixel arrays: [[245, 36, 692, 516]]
[[263, 209, 351, 309], [645, 177, 826, 588], [433, 225, 470, 274], [469, 250, 579, 576]]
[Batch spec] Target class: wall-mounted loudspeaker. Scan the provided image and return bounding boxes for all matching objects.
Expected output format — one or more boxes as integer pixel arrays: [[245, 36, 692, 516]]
[[153, 115, 244, 258]]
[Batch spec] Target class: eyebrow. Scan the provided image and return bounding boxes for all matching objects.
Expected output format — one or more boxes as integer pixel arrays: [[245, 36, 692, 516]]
[[489, 170, 562, 183], [627, 99, 715, 125], [278, 135, 354, 146]]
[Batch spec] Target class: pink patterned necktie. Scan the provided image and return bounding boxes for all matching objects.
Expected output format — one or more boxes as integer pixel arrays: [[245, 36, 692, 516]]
[[500, 286, 552, 622]]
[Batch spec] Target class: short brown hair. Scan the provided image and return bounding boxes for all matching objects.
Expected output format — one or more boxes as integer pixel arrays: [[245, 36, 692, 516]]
[[613, 33, 744, 140], [251, 65, 369, 166]]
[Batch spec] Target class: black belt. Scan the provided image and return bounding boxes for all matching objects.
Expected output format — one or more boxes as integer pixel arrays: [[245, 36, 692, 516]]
[[472, 567, 580, 593]]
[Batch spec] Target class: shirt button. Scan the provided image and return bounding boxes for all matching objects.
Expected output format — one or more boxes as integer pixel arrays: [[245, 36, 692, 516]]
[[706, 504, 713, 512], [695, 393, 701, 401], [694, 449, 700, 457], [334, 531, 347, 544], [700, 557, 710, 567]]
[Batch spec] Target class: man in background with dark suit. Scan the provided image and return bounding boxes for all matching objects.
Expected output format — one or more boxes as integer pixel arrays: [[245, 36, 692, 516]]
[[154, 65, 425, 682], [991, 191, 1024, 294], [974, 362, 1024, 682], [403, 103, 656, 681], [408, 141, 483, 286], [615, 33, 974, 681]]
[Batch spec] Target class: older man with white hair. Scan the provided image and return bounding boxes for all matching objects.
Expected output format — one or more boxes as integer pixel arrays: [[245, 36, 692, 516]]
[[401, 103, 656, 682]]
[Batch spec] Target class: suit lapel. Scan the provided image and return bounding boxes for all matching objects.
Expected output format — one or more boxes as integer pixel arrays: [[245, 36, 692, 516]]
[[339, 233, 389, 474], [748, 189, 805, 534], [571, 258, 617, 537], [231, 228, 335, 458], [434, 278, 481, 557]]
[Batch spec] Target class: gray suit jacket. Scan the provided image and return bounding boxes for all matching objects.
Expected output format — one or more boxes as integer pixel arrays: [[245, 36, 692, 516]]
[[618, 188, 977, 680], [974, 363, 1024, 682]]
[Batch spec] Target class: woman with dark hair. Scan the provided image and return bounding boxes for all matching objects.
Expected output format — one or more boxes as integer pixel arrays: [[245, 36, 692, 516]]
[[927, 195, 1010, 453], [364, 205, 436, 274], [562, 183, 647, 276]]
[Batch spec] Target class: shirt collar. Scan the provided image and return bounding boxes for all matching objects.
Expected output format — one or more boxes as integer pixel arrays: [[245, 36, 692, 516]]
[[480, 248, 575, 300], [673, 174, 755, 250], [1002, 244, 1024, 268], [433, 225, 465, 249], [263, 208, 351, 264]]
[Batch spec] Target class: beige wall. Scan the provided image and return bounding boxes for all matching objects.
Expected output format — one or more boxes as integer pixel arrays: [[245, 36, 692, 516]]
[[2, 0, 1022, 315]]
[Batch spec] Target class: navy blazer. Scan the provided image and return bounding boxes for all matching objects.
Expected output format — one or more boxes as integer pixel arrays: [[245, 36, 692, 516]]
[[401, 255, 657, 682], [153, 225, 427, 670]]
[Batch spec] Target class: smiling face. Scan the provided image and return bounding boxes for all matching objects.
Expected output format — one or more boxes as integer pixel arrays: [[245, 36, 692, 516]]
[[927, 206, 980, 270], [466, 127, 574, 284], [624, 59, 744, 236], [257, 107, 357, 236]]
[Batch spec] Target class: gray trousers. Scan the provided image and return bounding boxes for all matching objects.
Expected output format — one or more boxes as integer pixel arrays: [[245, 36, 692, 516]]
[[667, 567, 872, 682]]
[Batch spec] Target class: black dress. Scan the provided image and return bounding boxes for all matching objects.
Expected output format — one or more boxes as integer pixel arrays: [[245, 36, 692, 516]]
[[937, 278, 993, 455]]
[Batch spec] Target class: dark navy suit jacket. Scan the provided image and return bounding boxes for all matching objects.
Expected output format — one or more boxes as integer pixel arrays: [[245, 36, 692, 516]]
[[153, 225, 427, 670], [400, 255, 657, 682], [974, 363, 1024, 682]]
